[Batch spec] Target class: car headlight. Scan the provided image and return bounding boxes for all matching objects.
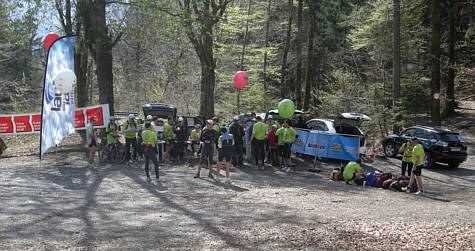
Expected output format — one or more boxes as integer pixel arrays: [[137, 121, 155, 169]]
[[435, 141, 448, 147]]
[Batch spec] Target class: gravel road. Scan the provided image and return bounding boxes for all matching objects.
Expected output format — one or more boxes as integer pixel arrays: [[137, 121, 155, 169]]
[[0, 145, 473, 250]]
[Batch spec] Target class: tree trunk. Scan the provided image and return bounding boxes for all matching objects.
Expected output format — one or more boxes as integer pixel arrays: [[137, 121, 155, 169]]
[[238, 0, 252, 114], [445, 0, 456, 115], [280, 0, 293, 99], [295, 0, 303, 109], [431, 0, 441, 126], [198, 25, 216, 119], [80, 0, 117, 115], [263, 0, 271, 104], [392, 0, 401, 132], [303, 0, 315, 111]]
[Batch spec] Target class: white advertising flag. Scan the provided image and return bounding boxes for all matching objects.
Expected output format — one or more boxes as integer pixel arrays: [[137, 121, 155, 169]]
[[40, 36, 77, 158]]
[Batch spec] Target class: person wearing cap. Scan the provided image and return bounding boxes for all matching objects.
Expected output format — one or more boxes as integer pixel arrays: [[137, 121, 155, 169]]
[[249, 116, 267, 169], [343, 158, 364, 184], [174, 117, 188, 162], [267, 124, 279, 166], [86, 116, 98, 169], [194, 119, 218, 179], [142, 122, 160, 182], [402, 137, 425, 195], [189, 124, 202, 158], [123, 114, 139, 162], [265, 115, 280, 163], [163, 117, 176, 162], [105, 116, 120, 160], [216, 127, 234, 183], [229, 115, 245, 167]]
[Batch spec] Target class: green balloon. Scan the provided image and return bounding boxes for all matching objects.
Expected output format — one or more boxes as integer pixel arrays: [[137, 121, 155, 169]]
[[278, 99, 295, 119]]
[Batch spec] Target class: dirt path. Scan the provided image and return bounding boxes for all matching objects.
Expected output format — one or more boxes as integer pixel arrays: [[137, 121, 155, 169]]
[[0, 149, 473, 250]]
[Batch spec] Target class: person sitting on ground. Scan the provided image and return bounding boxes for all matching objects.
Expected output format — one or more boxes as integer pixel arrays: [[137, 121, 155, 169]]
[[86, 116, 98, 169], [402, 137, 425, 195], [343, 158, 364, 184], [142, 122, 160, 182], [216, 127, 234, 183], [194, 120, 218, 179]]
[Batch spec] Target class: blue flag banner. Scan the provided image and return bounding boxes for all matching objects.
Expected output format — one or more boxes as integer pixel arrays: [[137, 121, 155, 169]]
[[291, 130, 309, 154], [304, 131, 331, 158], [40, 36, 77, 158], [292, 129, 359, 161], [327, 135, 359, 161]]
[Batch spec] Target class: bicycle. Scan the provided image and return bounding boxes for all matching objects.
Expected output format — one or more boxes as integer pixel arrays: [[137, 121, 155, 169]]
[[100, 135, 123, 163]]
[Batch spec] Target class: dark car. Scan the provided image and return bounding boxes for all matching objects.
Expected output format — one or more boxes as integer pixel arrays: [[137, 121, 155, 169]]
[[142, 103, 177, 120], [383, 125, 468, 168]]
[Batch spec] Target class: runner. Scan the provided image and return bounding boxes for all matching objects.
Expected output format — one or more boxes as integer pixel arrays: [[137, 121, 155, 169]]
[[267, 124, 279, 166], [163, 117, 176, 162], [398, 141, 414, 177], [175, 117, 188, 162], [194, 120, 218, 179], [265, 115, 280, 163], [105, 116, 120, 160], [402, 137, 425, 195], [86, 116, 97, 169], [122, 114, 139, 163], [189, 124, 202, 158], [276, 119, 299, 172], [249, 116, 267, 169], [216, 127, 234, 183], [142, 122, 160, 182], [229, 116, 245, 167]]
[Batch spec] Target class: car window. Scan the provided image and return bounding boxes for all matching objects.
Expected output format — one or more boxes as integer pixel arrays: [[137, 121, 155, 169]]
[[318, 121, 329, 131], [415, 129, 428, 139], [401, 128, 416, 137], [439, 133, 461, 142]]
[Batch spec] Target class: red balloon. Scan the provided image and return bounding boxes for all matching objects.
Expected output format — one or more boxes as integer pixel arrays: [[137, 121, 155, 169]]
[[233, 71, 248, 88], [44, 32, 60, 50]]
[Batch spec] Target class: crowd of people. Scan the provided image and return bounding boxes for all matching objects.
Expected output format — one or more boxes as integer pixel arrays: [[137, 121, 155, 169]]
[[85, 112, 302, 184]]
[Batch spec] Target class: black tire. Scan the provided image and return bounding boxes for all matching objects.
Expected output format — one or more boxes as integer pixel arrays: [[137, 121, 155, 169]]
[[423, 152, 434, 168], [448, 162, 460, 169], [383, 142, 397, 157]]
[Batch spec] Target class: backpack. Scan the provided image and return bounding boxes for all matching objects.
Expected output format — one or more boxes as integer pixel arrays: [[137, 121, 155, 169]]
[[337, 166, 345, 181], [382, 178, 397, 189], [365, 171, 376, 186], [389, 180, 402, 192], [373, 172, 392, 188], [330, 168, 339, 181]]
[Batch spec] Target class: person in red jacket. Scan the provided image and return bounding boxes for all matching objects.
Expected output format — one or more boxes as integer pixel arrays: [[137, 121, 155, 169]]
[[267, 125, 279, 166]]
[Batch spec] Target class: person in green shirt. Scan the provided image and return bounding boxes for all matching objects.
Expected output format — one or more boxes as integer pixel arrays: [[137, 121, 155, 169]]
[[399, 142, 414, 177], [122, 114, 139, 162], [163, 117, 176, 162], [189, 124, 201, 158], [403, 137, 425, 195], [343, 158, 364, 184], [277, 119, 299, 172], [142, 122, 160, 182], [249, 116, 267, 169], [86, 117, 97, 169]]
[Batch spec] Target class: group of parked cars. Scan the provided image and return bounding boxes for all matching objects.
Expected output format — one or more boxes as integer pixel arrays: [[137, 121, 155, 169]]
[[140, 103, 468, 169]]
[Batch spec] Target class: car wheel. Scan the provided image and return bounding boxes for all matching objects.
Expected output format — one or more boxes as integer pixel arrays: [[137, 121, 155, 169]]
[[383, 142, 396, 157], [448, 162, 460, 169], [423, 153, 433, 168]]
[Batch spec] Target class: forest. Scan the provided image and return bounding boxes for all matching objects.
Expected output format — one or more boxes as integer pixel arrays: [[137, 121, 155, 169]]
[[0, 0, 473, 142]]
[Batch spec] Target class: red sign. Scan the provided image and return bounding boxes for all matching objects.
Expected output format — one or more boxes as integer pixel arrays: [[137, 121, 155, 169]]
[[75, 110, 85, 128], [13, 115, 32, 133], [85, 107, 104, 126], [31, 114, 41, 131], [0, 116, 13, 133], [433, 93, 440, 100]]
